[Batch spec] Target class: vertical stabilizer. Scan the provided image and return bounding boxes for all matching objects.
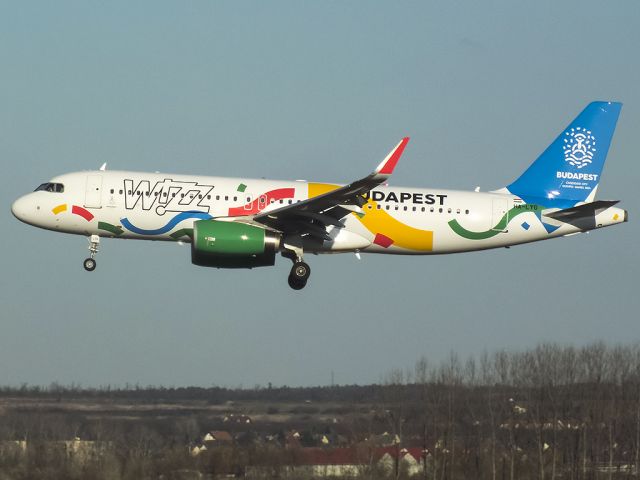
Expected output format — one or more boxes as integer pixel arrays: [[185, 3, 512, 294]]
[[507, 102, 621, 206]]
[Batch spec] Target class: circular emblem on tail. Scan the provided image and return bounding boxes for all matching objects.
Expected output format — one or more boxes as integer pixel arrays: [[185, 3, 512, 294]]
[[563, 127, 596, 169]]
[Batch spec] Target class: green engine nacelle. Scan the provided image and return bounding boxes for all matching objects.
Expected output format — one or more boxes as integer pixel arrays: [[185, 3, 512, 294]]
[[191, 220, 281, 268]]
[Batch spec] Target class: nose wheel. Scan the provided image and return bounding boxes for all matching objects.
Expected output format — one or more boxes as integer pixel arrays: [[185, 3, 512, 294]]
[[288, 261, 310, 290], [84, 235, 100, 272], [83, 258, 96, 271]]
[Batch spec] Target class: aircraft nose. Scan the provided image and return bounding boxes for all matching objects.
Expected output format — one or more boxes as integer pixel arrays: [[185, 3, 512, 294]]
[[11, 195, 32, 223]]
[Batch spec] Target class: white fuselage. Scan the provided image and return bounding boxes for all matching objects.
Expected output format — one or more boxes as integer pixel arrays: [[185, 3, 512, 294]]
[[10, 170, 627, 255]]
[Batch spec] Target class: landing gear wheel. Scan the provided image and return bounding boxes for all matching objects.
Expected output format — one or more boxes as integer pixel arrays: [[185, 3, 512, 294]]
[[287, 261, 310, 290], [83, 258, 96, 272], [292, 261, 310, 281], [288, 275, 306, 290]]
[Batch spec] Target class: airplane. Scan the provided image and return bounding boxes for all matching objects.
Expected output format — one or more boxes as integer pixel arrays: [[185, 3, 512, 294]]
[[11, 101, 627, 290]]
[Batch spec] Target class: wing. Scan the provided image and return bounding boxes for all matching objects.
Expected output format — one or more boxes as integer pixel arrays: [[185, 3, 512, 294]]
[[250, 137, 409, 239]]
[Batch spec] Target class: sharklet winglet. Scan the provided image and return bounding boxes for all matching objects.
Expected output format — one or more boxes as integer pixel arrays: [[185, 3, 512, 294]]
[[374, 137, 409, 176]]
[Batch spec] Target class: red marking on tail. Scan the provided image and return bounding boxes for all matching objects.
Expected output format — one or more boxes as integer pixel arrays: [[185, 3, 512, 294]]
[[72, 205, 94, 222]]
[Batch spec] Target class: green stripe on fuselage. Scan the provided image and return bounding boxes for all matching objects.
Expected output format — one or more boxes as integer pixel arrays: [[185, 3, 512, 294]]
[[448, 205, 542, 240], [98, 221, 124, 236]]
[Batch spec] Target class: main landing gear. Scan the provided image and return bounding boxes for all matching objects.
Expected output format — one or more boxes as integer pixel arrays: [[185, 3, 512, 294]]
[[288, 261, 311, 290], [83, 235, 100, 272], [283, 243, 311, 290]]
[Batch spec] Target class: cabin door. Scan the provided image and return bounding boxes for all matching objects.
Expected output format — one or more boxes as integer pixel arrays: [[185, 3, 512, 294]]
[[85, 175, 103, 208]]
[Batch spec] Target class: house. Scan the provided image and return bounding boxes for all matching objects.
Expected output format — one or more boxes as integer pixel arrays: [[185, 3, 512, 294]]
[[244, 448, 364, 478], [377, 447, 427, 477], [245, 446, 427, 478], [203, 431, 232, 444], [223, 413, 252, 424], [0, 440, 27, 458]]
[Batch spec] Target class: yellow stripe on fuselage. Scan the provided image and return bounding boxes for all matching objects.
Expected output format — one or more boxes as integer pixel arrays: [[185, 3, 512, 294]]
[[52, 204, 67, 215], [307, 183, 433, 252]]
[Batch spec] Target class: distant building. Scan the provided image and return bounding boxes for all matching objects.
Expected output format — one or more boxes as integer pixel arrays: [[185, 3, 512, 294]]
[[0, 440, 27, 458], [223, 413, 252, 424], [377, 447, 426, 477], [245, 446, 427, 478], [203, 431, 232, 444]]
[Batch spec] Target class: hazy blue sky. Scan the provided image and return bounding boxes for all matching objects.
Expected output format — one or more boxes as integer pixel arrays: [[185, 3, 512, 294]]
[[1, 1, 639, 388]]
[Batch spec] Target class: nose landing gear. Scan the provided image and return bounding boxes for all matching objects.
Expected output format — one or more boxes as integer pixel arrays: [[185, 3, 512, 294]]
[[83, 235, 100, 272]]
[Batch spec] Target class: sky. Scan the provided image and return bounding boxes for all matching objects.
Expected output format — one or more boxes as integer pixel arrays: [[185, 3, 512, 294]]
[[1, 1, 639, 388]]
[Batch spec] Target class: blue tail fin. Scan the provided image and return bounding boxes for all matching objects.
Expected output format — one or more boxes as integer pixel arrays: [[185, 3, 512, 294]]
[[507, 101, 622, 206]]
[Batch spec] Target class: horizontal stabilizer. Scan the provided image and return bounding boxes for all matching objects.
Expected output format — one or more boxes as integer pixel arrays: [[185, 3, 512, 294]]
[[544, 200, 619, 222]]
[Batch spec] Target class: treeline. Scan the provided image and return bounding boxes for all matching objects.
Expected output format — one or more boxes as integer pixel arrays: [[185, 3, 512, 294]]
[[0, 342, 638, 479], [0, 381, 390, 404], [378, 342, 640, 480]]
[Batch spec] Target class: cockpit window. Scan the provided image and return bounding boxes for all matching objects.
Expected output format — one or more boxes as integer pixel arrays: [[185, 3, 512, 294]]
[[35, 182, 64, 193]]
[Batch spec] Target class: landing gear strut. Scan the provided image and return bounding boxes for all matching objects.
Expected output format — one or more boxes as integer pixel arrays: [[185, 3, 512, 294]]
[[283, 242, 311, 290], [84, 235, 100, 272]]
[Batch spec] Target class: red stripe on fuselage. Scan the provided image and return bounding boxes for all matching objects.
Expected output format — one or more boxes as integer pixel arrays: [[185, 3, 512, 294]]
[[72, 205, 94, 222], [228, 188, 296, 216]]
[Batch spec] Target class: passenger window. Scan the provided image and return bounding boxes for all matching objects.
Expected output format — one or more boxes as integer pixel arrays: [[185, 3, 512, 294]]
[[119, 190, 123, 195], [412, 207, 416, 212], [216, 195, 220, 200], [377, 205, 381, 210], [385, 205, 390, 210], [110, 189, 114, 194], [225, 196, 229, 201], [421, 207, 425, 212], [465, 209, 470, 214], [246, 197, 251, 202], [233, 196, 237, 201], [439, 208, 443, 213], [456, 209, 460, 214], [403, 206, 407, 211], [447, 208, 452, 213], [430, 207, 434, 212], [207, 195, 211, 200]]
